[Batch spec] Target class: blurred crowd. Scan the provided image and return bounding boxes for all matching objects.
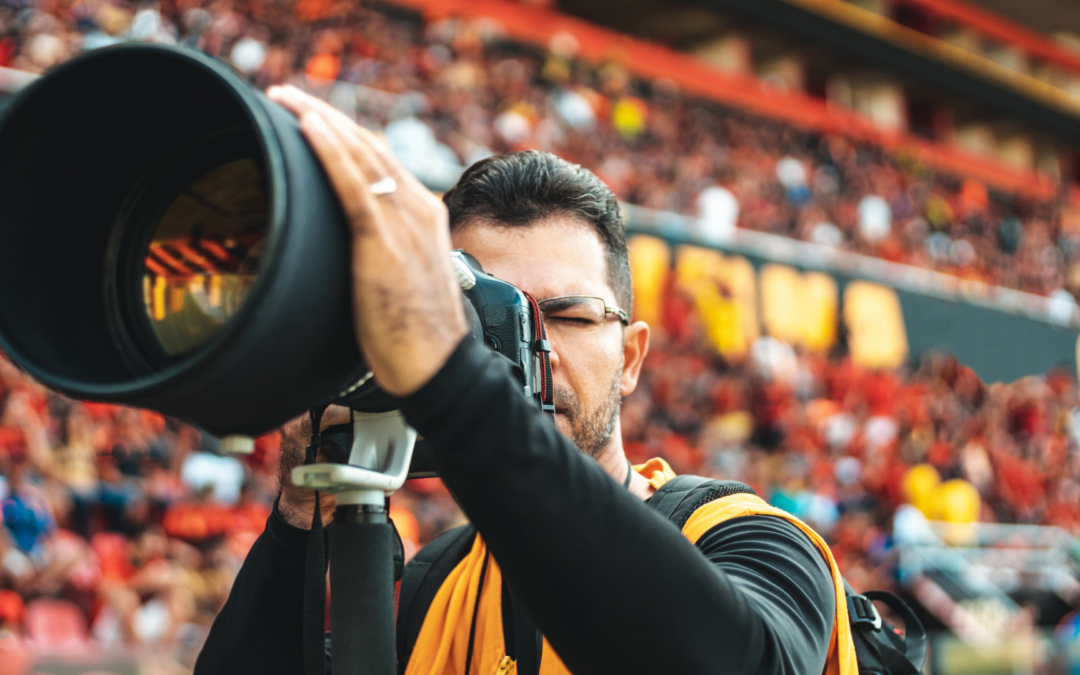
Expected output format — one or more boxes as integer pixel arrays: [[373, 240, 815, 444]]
[[2, 284, 1080, 661], [626, 303, 1080, 593], [0, 352, 464, 669], [4, 0, 1080, 308], [1, 0, 1080, 669]]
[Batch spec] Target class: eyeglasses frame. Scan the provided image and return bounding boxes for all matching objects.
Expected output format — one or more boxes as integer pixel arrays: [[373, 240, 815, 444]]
[[537, 295, 630, 328]]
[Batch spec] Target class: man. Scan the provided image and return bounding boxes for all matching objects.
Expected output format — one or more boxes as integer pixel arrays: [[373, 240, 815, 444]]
[[195, 86, 850, 675]]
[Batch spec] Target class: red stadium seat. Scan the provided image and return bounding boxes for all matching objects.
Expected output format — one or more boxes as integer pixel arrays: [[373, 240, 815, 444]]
[[25, 598, 88, 648]]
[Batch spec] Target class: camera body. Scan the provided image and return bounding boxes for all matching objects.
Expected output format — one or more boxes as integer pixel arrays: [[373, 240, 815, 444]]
[[459, 250, 544, 404], [320, 250, 550, 476]]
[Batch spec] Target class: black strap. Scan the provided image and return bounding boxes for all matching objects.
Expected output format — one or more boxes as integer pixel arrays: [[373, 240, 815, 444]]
[[863, 590, 927, 671], [464, 550, 491, 675], [646, 478, 928, 675], [522, 291, 555, 421], [645, 476, 757, 530], [508, 585, 542, 675], [397, 525, 478, 672], [646, 475, 716, 521], [303, 406, 329, 675]]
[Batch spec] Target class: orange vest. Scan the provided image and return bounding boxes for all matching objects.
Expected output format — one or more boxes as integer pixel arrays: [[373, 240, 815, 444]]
[[404, 459, 857, 675]]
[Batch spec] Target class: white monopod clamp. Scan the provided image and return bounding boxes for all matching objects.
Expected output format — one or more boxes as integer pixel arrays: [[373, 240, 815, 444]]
[[288, 408, 415, 675], [291, 409, 418, 505]]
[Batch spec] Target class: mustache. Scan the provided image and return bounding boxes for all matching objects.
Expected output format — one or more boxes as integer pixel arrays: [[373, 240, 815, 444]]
[[553, 385, 579, 421]]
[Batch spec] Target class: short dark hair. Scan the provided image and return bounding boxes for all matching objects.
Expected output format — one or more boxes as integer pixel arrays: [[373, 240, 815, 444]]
[[443, 151, 632, 312]]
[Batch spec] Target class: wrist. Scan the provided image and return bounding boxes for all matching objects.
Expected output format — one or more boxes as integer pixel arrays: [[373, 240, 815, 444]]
[[267, 497, 316, 550], [399, 335, 492, 432], [276, 493, 314, 530], [375, 327, 469, 398]]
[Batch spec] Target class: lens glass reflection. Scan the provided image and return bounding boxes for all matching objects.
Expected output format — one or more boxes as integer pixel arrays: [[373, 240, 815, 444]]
[[142, 158, 267, 358]]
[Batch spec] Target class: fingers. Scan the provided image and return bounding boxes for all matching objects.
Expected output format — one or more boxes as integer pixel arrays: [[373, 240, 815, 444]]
[[352, 123, 427, 194], [320, 110, 392, 188], [280, 405, 353, 447], [268, 85, 355, 134], [267, 85, 454, 316], [269, 87, 380, 167], [298, 111, 387, 239], [271, 86, 402, 228], [268, 85, 427, 196], [273, 86, 393, 186], [319, 405, 352, 430]]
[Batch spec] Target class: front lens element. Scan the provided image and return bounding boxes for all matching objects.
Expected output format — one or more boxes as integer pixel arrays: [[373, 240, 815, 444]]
[[142, 158, 267, 358]]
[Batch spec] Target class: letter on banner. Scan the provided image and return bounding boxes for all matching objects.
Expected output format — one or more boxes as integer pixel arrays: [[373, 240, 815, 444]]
[[843, 281, 908, 370], [628, 235, 670, 328], [760, 265, 837, 352], [675, 246, 758, 360], [803, 273, 838, 352]]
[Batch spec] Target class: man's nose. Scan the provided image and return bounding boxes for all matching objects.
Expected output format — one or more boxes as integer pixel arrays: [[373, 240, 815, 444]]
[[547, 340, 561, 372]]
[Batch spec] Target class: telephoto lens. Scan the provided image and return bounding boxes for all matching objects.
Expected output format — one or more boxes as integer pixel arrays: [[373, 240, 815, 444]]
[[0, 44, 387, 436]]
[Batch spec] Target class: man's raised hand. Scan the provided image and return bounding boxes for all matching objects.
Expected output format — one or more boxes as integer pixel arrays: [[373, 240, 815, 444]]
[[267, 85, 468, 397]]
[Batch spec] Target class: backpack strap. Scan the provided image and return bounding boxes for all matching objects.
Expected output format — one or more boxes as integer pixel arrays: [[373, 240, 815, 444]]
[[395, 524, 477, 673], [653, 476, 928, 675], [504, 582, 542, 675], [646, 476, 758, 530], [862, 590, 927, 673], [843, 577, 927, 675]]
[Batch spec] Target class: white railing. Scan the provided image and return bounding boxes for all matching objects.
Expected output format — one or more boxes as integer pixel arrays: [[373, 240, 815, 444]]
[[893, 505, 1080, 644]]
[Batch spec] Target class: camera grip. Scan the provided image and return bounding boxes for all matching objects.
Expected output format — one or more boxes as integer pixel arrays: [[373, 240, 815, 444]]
[[482, 305, 529, 378]]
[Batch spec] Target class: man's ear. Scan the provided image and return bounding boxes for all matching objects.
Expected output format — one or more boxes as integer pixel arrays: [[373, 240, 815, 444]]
[[620, 321, 650, 397]]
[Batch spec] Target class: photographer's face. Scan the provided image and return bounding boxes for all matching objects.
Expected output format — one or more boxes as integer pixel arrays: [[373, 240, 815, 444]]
[[451, 218, 648, 459]]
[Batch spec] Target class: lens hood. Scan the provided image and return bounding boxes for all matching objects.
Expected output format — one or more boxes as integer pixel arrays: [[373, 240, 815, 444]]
[[0, 44, 370, 436]]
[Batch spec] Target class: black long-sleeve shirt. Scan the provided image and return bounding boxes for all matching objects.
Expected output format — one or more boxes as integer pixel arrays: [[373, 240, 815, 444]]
[[196, 337, 835, 675]]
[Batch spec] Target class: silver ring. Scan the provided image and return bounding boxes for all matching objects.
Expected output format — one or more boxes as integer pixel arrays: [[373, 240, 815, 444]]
[[336, 370, 374, 398], [370, 176, 397, 196]]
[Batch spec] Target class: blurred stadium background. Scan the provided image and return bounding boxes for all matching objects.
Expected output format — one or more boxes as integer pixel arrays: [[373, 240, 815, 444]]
[[3, 0, 1080, 673]]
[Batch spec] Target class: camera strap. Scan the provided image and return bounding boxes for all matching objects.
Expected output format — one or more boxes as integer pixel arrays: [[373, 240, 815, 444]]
[[522, 292, 555, 421], [303, 405, 329, 675]]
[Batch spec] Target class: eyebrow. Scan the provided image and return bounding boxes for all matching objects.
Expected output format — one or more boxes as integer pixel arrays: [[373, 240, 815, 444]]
[[539, 296, 597, 311]]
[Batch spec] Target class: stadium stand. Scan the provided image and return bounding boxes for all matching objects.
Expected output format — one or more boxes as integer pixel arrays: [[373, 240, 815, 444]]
[[0, 0, 1078, 672], [4, 0, 1080, 301]]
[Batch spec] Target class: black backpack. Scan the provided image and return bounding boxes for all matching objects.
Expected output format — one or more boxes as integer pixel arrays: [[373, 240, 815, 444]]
[[648, 476, 928, 675], [396, 475, 929, 675]]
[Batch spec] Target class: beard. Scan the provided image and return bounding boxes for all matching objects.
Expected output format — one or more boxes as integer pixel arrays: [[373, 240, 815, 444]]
[[553, 366, 623, 458]]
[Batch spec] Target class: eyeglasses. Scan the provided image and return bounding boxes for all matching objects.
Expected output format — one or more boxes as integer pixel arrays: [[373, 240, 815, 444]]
[[537, 295, 630, 336]]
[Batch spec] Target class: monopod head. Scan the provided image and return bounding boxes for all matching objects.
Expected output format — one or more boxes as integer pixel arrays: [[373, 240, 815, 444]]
[[0, 44, 383, 436]]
